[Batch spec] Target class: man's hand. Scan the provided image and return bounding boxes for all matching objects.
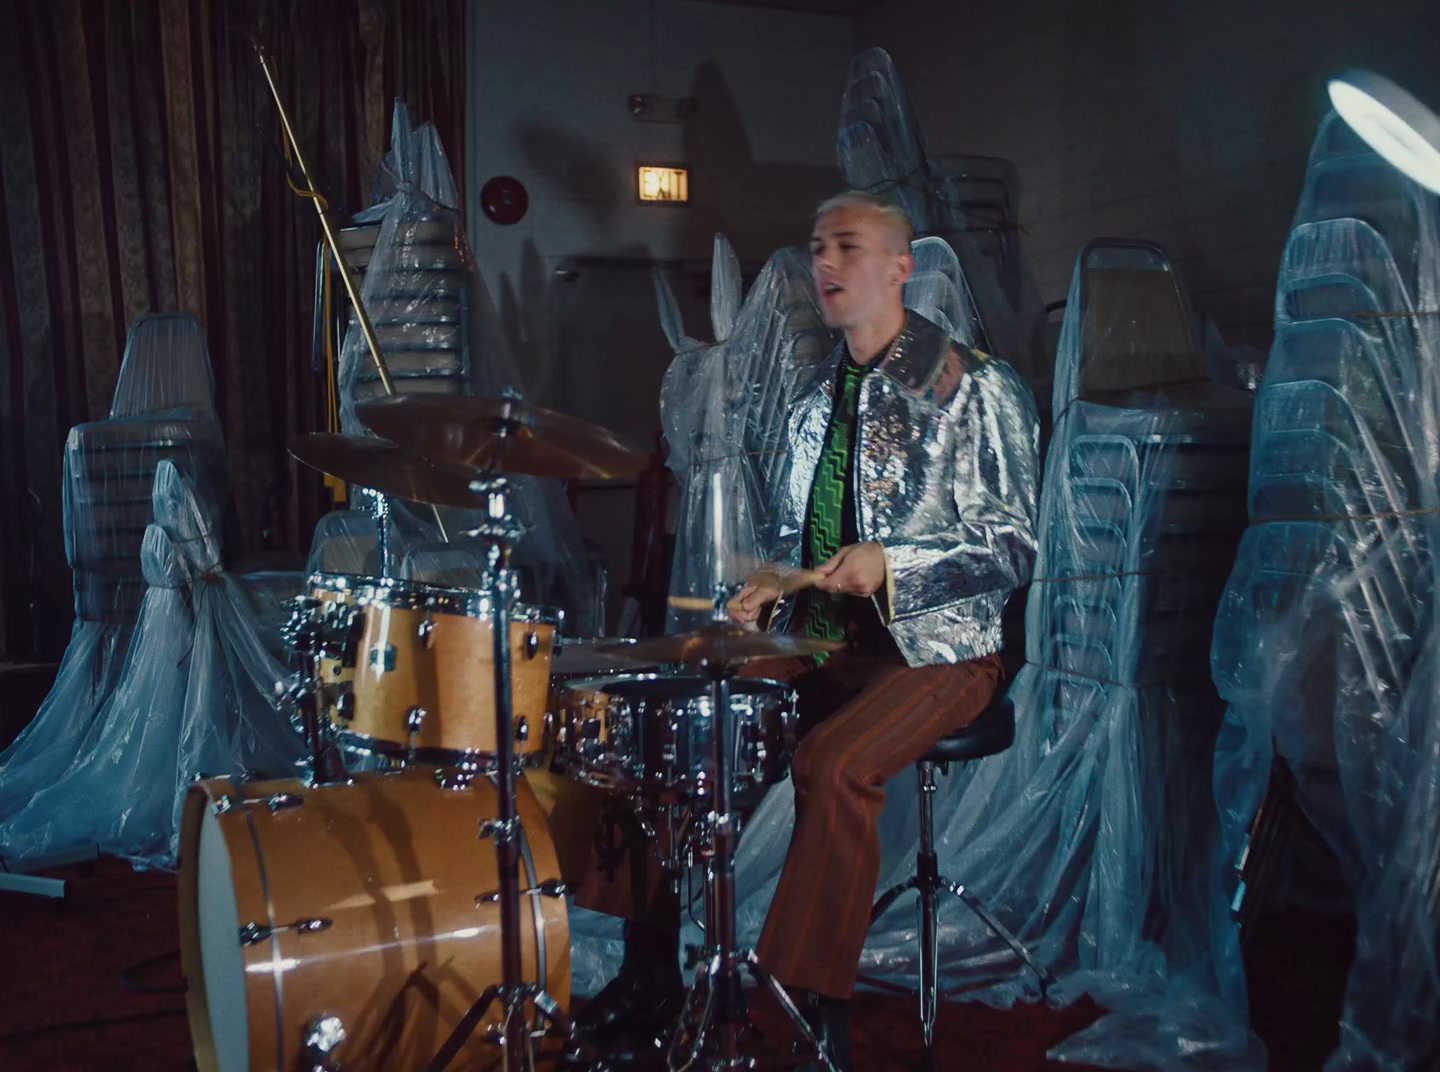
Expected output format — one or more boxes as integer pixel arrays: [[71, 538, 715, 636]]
[[816, 541, 887, 598], [727, 570, 783, 625]]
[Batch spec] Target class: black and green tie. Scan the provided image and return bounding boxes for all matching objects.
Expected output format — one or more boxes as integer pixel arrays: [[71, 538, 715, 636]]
[[802, 359, 866, 657]]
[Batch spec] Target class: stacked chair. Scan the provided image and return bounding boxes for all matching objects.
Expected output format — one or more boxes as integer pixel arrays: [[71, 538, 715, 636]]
[[0, 314, 303, 871], [1016, 239, 1253, 1003], [328, 101, 602, 635], [658, 235, 836, 632], [1211, 114, 1440, 1067], [0, 314, 227, 844], [835, 47, 1046, 380]]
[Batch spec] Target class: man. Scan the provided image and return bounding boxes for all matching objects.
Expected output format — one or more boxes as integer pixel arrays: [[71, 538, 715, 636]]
[[728, 190, 1039, 1068]]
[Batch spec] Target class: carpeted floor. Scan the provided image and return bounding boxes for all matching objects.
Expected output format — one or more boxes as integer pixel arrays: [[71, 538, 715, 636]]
[[0, 857, 1116, 1072]]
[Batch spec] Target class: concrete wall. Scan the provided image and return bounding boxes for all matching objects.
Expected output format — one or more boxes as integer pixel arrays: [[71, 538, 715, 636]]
[[860, 0, 1440, 350], [463, 0, 856, 625], [465, 0, 855, 431]]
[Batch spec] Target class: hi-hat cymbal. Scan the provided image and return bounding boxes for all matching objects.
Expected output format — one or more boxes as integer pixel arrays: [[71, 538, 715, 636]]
[[357, 394, 649, 481], [598, 624, 841, 667], [289, 433, 483, 508]]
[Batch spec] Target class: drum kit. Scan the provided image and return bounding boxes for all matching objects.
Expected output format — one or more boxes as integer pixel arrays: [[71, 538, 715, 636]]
[[175, 392, 842, 1072]]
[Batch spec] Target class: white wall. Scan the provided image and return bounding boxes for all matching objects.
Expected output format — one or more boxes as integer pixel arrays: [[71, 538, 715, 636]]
[[466, 0, 855, 295], [463, 0, 857, 626], [861, 0, 1440, 350]]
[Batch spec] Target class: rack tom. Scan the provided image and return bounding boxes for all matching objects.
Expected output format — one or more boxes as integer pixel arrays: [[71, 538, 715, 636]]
[[343, 577, 558, 765]]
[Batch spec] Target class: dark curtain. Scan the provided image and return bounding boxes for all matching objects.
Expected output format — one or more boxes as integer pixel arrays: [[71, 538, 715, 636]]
[[0, 0, 465, 660]]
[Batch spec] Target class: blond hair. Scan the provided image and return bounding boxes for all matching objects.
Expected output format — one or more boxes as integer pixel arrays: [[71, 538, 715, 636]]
[[814, 190, 914, 252]]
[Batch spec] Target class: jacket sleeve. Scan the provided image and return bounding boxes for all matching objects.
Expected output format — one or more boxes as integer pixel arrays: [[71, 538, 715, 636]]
[[880, 361, 1040, 622]]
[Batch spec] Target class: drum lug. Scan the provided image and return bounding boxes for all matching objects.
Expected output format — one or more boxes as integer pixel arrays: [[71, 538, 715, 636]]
[[336, 607, 366, 669], [406, 706, 428, 734], [266, 792, 305, 812], [368, 643, 397, 674], [477, 816, 518, 839], [476, 878, 568, 904], [436, 760, 485, 792], [304, 1014, 347, 1072], [334, 691, 356, 722], [237, 916, 333, 945], [417, 614, 436, 649], [514, 715, 530, 743], [524, 629, 540, 660], [211, 795, 239, 816]]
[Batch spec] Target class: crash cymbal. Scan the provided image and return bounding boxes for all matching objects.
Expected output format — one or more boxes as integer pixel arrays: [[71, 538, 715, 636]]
[[289, 433, 483, 508], [598, 623, 841, 667], [356, 394, 649, 481]]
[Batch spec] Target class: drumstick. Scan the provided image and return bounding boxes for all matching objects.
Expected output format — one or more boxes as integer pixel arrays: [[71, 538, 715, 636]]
[[667, 595, 716, 612], [747, 566, 825, 596]]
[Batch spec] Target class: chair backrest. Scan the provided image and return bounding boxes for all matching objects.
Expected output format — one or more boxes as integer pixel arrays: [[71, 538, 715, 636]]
[[110, 312, 217, 420]]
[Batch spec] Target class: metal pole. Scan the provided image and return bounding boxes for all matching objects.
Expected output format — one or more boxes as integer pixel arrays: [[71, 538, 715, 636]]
[[252, 42, 396, 397], [253, 42, 450, 542]]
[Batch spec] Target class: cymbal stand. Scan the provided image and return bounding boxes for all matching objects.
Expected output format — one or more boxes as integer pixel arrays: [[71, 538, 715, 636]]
[[665, 651, 836, 1072], [427, 467, 568, 1072]]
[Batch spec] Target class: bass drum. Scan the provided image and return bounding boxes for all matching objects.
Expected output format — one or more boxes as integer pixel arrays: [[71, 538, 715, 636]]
[[178, 769, 569, 1072]]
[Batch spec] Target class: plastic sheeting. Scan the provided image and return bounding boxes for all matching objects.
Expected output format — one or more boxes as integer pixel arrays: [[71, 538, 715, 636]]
[[109, 311, 220, 421], [1210, 114, 1440, 1070], [651, 239, 1264, 1069], [334, 100, 598, 634], [659, 237, 835, 632], [0, 462, 302, 869], [836, 48, 1046, 380], [0, 414, 229, 832]]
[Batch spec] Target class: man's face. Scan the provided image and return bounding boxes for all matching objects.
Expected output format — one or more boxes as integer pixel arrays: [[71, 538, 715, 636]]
[[809, 205, 913, 330]]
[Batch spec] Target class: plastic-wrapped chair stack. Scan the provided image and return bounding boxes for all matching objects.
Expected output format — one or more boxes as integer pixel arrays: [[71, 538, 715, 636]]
[[308, 509, 383, 578], [658, 236, 836, 633], [1210, 114, 1440, 1069], [904, 240, 1257, 1069], [0, 462, 302, 869], [332, 100, 598, 636], [0, 314, 228, 836], [836, 48, 1046, 380]]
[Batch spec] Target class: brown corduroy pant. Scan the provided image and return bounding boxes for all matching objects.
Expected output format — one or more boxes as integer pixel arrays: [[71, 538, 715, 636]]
[[754, 648, 1004, 1000]]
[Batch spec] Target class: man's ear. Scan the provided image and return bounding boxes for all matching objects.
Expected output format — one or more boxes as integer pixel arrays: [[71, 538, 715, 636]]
[[893, 250, 916, 287]]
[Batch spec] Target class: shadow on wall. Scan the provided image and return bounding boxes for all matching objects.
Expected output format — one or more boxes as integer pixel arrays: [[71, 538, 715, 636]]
[[680, 59, 840, 261], [496, 58, 841, 425], [1058, 0, 1192, 261]]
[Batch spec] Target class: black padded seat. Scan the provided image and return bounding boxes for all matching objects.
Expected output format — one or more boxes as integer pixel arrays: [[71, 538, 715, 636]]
[[922, 693, 1014, 765]]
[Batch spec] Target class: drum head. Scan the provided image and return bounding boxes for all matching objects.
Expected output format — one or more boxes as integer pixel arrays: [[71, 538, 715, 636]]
[[196, 805, 249, 1072]]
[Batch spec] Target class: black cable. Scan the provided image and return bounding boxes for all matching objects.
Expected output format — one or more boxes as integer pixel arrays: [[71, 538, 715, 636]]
[[120, 947, 186, 995]]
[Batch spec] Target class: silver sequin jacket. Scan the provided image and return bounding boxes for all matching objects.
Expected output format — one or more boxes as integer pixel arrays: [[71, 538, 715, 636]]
[[769, 311, 1040, 666]]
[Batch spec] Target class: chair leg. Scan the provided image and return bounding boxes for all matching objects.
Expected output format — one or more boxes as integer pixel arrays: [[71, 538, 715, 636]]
[[919, 874, 939, 1053], [945, 881, 1053, 996]]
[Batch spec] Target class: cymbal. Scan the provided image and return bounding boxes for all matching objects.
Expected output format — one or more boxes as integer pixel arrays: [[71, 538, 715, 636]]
[[289, 433, 483, 508], [598, 624, 841, 666], [356, 394, 649, 481]]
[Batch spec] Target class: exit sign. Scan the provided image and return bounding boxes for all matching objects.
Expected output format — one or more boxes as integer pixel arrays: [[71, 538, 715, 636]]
[[637, 164, 690, 205]]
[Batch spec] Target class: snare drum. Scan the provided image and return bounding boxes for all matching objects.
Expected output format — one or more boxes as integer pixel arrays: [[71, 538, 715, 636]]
[[343, 578, 558, 765], [178, 768, 569, 1072], [556, 674, 796, 801]]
